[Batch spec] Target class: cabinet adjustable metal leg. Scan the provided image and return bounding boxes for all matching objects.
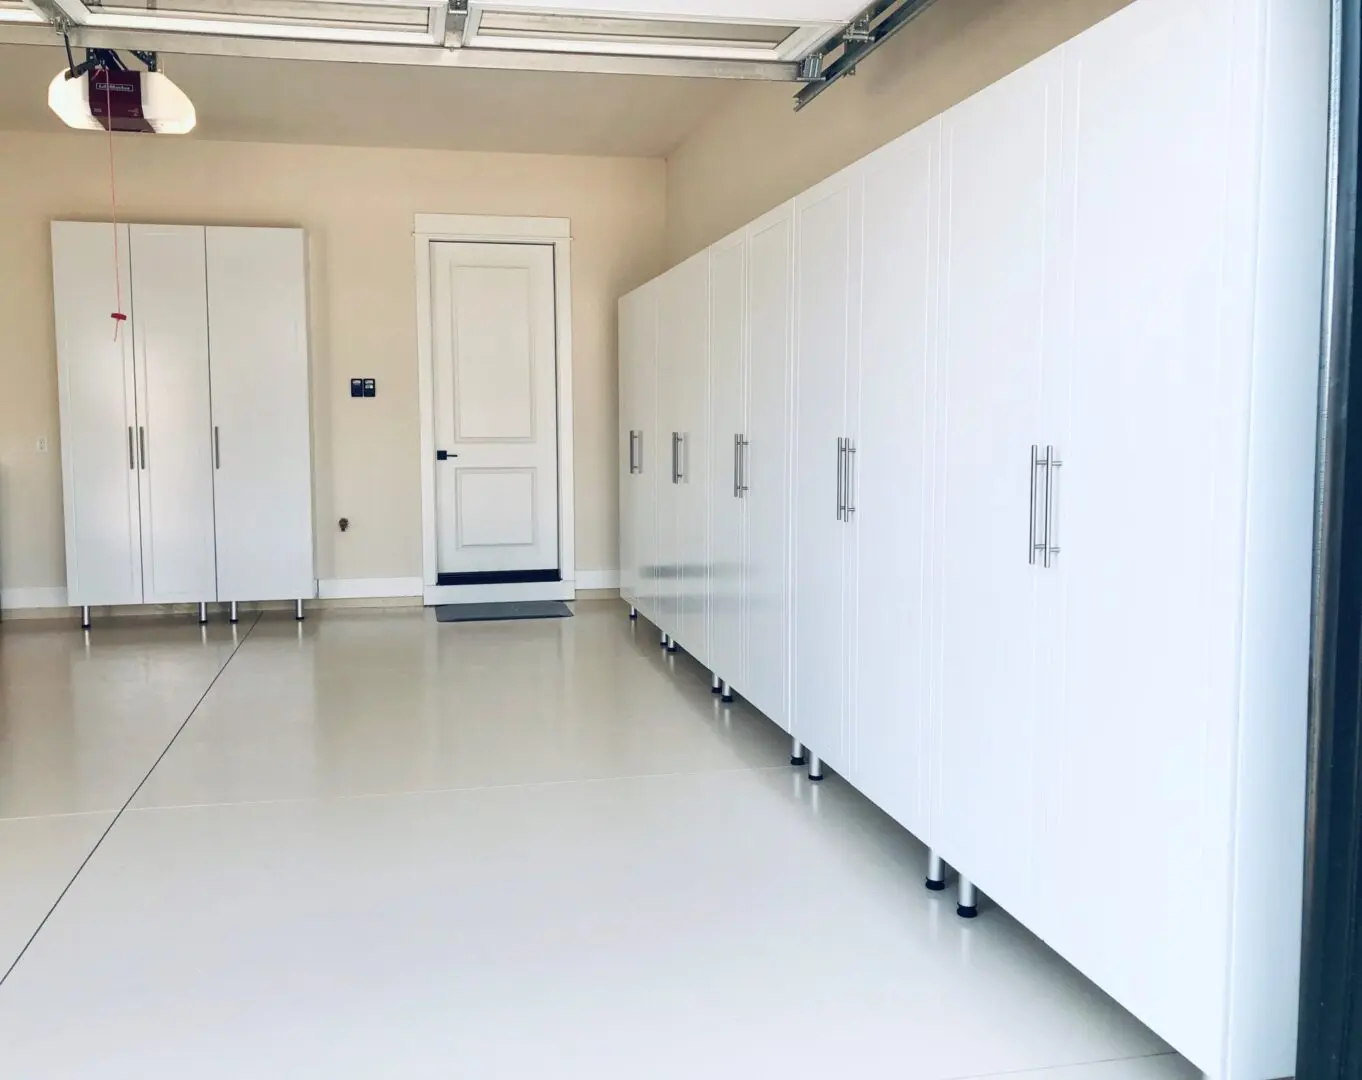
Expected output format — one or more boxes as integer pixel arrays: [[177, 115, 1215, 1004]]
[[925, 850, 946, 892], [667, 636, 678, 652], [198, 602, 208, 626], [629, 606, 637, 620], [660, 630, 669, 648], [807, 754, 824, 782], [229, 601, 238, 624], [720, 679, 733, 703], [790, 737, 806, 767], [295, 599, 305, 621], [81, 605, 91, 631], [957, 876, 979, 919], [712, 673, 722, 694]]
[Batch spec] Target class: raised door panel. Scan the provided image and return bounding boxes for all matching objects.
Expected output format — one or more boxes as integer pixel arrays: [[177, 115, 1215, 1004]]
[[708, 230, 746, 688], [741, 202, 794, 727], [206, 227, 313, 603], [791, 167, 860, 773], [672, 251, 712, 667], [933, 54, 1059, 920], [129, 225, 217, 606], [51, 222, 143, 608], [849, 122, 940, 839], [1043, 2, 1238, 1068]]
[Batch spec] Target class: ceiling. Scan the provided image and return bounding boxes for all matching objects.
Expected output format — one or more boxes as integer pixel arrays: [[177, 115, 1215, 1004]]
[[0, 42, 746, 156]]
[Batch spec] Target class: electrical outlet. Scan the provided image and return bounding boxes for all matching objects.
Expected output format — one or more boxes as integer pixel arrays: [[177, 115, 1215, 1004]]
[[36, 436, 49, 453]]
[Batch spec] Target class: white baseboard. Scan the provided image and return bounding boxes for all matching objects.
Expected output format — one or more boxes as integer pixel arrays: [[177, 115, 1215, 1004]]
[[575, 569, 619, 591], [1, 586, 70, 610], [317, 577, 423, 600]]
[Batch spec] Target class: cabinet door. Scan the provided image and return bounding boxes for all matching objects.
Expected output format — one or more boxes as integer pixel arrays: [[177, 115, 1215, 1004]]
[[625, 284, 661, 622], [51, 222, 143, 608], [129, 225, 217, 606], [670, 251, 712, 665], [708, 230, 746, 687], [933, 54, 1060, 919], [791, 167, 861, 773], [618, 291, 641, 608], [1044, 2, 1238, 1066], [653, 266, 684, 638], [207, 227, 313, 603], [741, 202, 794, 727], [849, 123, 940, 838]]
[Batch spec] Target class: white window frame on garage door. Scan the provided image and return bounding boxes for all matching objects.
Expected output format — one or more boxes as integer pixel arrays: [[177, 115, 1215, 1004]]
[[414, 213, 576, 606]]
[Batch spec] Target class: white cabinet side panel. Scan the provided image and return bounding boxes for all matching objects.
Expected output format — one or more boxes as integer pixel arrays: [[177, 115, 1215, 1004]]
[[742, 202, 795, 728], [130, 225, 217, 605], [51, 222, 142, 608], [850, 122, 939, 840], [1225, 0, 1329, 1075], [708, 231, 747, 689], [207, 227, 314, 602]]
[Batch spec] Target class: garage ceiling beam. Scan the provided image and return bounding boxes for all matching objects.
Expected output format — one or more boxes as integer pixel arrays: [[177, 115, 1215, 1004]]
[[794, 0, 940, 110]]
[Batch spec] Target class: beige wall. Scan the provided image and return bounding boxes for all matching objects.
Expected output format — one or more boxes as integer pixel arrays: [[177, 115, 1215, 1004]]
[[0, 131, 666, 595], [664, 0, 1131, 261]]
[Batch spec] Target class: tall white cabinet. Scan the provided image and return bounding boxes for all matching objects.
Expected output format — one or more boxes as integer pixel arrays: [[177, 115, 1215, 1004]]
[[53, 221, 315, 622], [618, 0, 1327, 1076]]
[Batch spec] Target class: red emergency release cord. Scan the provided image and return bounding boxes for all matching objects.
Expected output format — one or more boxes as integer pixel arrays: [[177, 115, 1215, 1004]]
[[104, 70, 127, 338]]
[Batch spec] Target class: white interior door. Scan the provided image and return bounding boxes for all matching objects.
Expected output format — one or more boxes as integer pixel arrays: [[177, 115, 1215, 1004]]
[[432, 241, 558, 580], [129, 225, 218, 606], [708, 230, 746, 686], [791, 167, 861, 774], [51, 222, 143, 608], [849, 124, 940, 839], [207, 226, 314, 603], [741, 202, 794, 727], [933, 55, 1060, 920]]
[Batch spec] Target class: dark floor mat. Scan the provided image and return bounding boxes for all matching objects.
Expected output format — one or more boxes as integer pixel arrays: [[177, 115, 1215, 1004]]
[[435, 600, 573, 624]]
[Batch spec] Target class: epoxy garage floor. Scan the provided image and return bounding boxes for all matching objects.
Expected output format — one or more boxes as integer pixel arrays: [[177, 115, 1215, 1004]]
[[0, 602, 1198, 1079]]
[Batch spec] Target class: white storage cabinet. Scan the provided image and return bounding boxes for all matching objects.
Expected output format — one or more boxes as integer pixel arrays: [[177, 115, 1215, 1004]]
[[53, 221, 315, 625], [617, 1, 1326, 1075]]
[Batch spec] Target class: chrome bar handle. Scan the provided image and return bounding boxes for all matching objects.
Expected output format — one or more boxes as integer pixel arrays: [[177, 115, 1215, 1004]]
[[627, 430, 638, 475], [214, 426, 221, 470], [836, 438, 846, 520], [845, 440, 857, 520], [733, 433, 742, 498], [1029, 444, 1043, 565], [739, 436, 750, 497], [670, 432, 678, 484], [1043, 445, 1063, 568], [677, 432, 685, 483], [138, 426, 146, 471], [635, 430, 643, 475], [128, 426, 135, 471]]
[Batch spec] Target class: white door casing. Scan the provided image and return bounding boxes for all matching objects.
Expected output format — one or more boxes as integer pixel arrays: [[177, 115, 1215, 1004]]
[[431, 240, 558, 578]]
